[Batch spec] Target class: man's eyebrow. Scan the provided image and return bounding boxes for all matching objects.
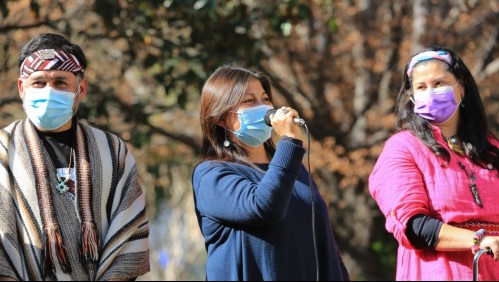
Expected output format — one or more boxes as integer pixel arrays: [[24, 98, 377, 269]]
[[27, 74, 44, 80], [27, 73, 72, 81], [52, 75, 72, 80]]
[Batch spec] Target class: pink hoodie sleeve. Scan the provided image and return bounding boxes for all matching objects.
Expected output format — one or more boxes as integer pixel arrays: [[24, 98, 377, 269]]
[[369, 131, 431, 249]]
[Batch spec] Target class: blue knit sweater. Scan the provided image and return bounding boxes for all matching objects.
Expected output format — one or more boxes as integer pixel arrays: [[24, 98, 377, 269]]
[[192, 139, 349, 281]]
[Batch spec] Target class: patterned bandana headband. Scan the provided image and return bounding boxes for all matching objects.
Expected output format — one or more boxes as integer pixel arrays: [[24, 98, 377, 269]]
[[406, 50, 452, 78], [19, 49, 84, 78]]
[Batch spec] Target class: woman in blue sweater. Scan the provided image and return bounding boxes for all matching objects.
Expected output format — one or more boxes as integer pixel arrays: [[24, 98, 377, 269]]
[[192, 65, 349, 281]]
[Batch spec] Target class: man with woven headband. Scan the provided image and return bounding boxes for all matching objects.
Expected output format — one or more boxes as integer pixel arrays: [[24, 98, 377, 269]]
[[0, 33, 150, 280]]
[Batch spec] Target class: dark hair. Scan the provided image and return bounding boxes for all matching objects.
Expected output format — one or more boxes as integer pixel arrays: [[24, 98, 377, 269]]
[[395, 46, 499, 171], [197, 65, 276, 167], [18, 33, 87, 78]]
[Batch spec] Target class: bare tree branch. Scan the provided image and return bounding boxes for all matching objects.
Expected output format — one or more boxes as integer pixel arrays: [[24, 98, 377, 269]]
[[411, 0, 428, 54], [474, 27, 498, 79], [0, 20, 58, 33]]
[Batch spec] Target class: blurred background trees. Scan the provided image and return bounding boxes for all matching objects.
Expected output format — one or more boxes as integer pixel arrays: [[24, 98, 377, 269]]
[[0, 0, 497, 280]]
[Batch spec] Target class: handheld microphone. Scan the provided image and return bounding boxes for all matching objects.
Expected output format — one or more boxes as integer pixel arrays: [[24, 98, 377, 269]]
[[264, 109, 306, 126]]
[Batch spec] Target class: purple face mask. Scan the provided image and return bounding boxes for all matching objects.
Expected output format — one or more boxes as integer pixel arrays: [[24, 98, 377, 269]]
[[413, 84, 460, 124]]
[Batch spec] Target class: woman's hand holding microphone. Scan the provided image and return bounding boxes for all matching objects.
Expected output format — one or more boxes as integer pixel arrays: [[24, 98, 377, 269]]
[[264, 106, 304, 141]]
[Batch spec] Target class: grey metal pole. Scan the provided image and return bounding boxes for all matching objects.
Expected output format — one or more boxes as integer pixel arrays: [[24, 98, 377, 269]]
[[473, 248, 493, 281]]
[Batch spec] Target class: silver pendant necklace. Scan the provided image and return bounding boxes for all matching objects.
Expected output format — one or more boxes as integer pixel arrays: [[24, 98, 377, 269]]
[[55, 147, 73, 194]]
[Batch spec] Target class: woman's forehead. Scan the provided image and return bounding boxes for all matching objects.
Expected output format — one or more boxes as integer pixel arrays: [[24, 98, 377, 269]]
[[411, 61, 452, 82]]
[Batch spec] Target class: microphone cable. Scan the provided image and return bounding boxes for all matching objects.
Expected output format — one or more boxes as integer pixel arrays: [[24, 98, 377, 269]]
[[303, 123, 319, 281], [267, 109, 319, 279]]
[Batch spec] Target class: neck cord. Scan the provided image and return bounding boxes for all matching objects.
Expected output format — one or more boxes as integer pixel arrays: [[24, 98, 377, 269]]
[[54, 124, 75, 194], [448, 145, 482, 207]]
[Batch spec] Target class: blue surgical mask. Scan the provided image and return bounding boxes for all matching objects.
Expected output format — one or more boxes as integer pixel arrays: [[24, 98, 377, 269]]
[[229, 104, 273, 147], [23, 86, 78, 130]]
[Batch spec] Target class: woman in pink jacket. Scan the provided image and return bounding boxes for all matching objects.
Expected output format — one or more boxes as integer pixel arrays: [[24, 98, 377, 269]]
[[369, 46, 499, 280]]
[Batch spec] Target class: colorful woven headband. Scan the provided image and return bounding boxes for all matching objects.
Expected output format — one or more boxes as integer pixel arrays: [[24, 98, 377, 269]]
[[19, 49, 84, 78], [406, 50, 452, 78]]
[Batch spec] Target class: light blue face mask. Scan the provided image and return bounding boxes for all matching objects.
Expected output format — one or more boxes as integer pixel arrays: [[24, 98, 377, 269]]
[[229, 104, 273, 147], [23, 86, 78, 130]]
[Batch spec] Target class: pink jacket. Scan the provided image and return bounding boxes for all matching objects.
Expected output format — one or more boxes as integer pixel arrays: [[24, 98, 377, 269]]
[[369, 127, 499, 281]]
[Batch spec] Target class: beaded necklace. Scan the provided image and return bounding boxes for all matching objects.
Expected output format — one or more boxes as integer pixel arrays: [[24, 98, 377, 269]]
[[447, 136, 483, 207], [446, 135, 465, 156]]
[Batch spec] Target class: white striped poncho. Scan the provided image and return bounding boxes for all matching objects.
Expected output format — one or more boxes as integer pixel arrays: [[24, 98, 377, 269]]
[[0, 119, 150, 281]]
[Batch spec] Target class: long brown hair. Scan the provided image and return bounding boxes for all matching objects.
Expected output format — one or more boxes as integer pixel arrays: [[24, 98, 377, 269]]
[[196, 65, 276, 167]]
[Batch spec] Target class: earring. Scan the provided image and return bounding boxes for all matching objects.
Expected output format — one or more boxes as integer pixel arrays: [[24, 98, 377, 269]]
[[460, 96, 465, 108], [223, 130, 230, 147]]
